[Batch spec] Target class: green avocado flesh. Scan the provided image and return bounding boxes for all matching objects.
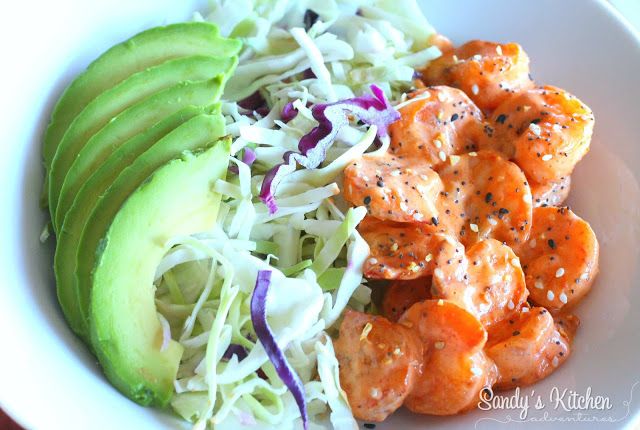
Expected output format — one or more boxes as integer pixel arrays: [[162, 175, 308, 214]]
[[55, 112, 226, 339], [49, 76, 225, 224], [45, 20, 240, 411], [42, 22, 241, 175], [54, 105, 220, 337], [52, 55, 237, 229], [89, 138, 231, 407]]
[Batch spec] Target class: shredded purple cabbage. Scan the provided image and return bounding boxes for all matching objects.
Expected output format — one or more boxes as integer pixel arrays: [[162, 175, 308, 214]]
[[229, 148, 257, 174], [238, 91, 266, 111], [243, 147, 257, 166], [281, 102, 298, 123], [250, 270, 308, 430], [222, 344, 248, 361], [260, 84, 400, 214]]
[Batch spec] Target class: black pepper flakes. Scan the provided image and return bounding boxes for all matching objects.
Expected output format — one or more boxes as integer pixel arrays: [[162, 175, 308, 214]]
[[485, 192, 493, 203], [431, 216, 439, 226], [548, 239, 556, 249], [496, 114, 507, 124], [363, 196, 372, 205]]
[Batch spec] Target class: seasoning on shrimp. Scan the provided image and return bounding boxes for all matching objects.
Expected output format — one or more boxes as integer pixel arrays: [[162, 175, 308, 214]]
[[388, 86, 484, 165], [334, 310, 422, 422], [420, 40, 534, 112], [399, 300, 498, 415], [431, 238, 528, 328], [514, 206, 599, 312], [482, 86, 594, 183], [344, 153, 443, 223], [435, 150, 533, 247], [486, 307, 578, 390], [358, 217, 448, 280]]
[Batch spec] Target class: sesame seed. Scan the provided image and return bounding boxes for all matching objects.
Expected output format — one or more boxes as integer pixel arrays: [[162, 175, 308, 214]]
[[438, 151, 446, 161], [542, 154, 553, 161], [580, 272, 589, 280], [471, 367, 483, 376], [367, 258, 378, 265], [450, 154, 461, 165], [535, 280, 544, 289], [452, 54, 459, 63], [556, 267, 565, 278], [552, 356, 559, 367], [434, 341, 446, 350], [390, 243, 399, 252], [496, 45, 503, 55], [390, 169, 401, 176], [529, 123, 542, 136], [547, 290, 555, 301], [470, 223, 479, 232], [553, 123, 562, 132], [393, 347, 402, 356], [434, 139, 442, 148], [469, 151, 478, 156], [523, 105, 531, 112], [522, 307, 530, 313], [370, 387, 381, 399], [559, 292, 568, 304], [507, 300, 515, 310], [408, 262, 419, 272], [360, 322, 373, 341], [488, 218, 498, 226], [437, 299, 444, 306], [425, 253, 433, 262], [472, 54, 482, 61], [434, 268, 444, 278], [511, 258, 519, 266]]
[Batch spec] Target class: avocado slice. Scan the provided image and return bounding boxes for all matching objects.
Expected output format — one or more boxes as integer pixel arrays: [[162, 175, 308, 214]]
[[49, 76, 224, 225], [42, 22, 240, 175], [51, 55, 237, 228], [53, 105, 219, 337], [89, 138, 231, 406]]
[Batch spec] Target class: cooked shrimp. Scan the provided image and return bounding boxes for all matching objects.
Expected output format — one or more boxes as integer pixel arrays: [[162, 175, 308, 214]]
[[482, 85, 594, 183], [421, 40, 534, 112], [359, 217, 447, 280], [399, 300, 497, 415], [486, 307, 577, 390], [432, 238, 528, 328], [531, 176, 571, 208], [381, 277, 432, 322], [435, 150, 533, 247], [515, 206, 599, 312], [428, 33, 454, 54], [334, 310, 423, 422], [343, 152, 443, 223], [389, 86, 484, 165]]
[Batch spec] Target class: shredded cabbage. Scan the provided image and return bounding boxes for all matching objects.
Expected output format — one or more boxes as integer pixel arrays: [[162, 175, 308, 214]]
[[154, 1, 440, 428]]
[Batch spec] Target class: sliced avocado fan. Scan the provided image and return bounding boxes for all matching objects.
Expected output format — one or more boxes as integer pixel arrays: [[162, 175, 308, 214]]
[[54, 106, 222, 338], [42, 21, 241, 180], [49, 76, 226, 225], [89, 138, 231, 406], [50, 54, 237, 229]]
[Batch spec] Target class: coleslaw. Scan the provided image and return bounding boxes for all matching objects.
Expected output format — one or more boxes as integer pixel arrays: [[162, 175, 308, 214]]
[[155, 1, 440, 428]]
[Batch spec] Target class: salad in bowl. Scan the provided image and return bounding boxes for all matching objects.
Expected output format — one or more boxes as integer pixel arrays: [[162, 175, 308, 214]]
[[40, 0, 599, 429]]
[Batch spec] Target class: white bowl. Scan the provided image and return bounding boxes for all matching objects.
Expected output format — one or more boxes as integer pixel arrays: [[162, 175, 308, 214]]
[[1, 0, 639, 429]]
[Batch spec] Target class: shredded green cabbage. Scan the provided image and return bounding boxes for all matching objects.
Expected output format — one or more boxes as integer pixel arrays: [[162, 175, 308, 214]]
[[154, 1, 440, 428]]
